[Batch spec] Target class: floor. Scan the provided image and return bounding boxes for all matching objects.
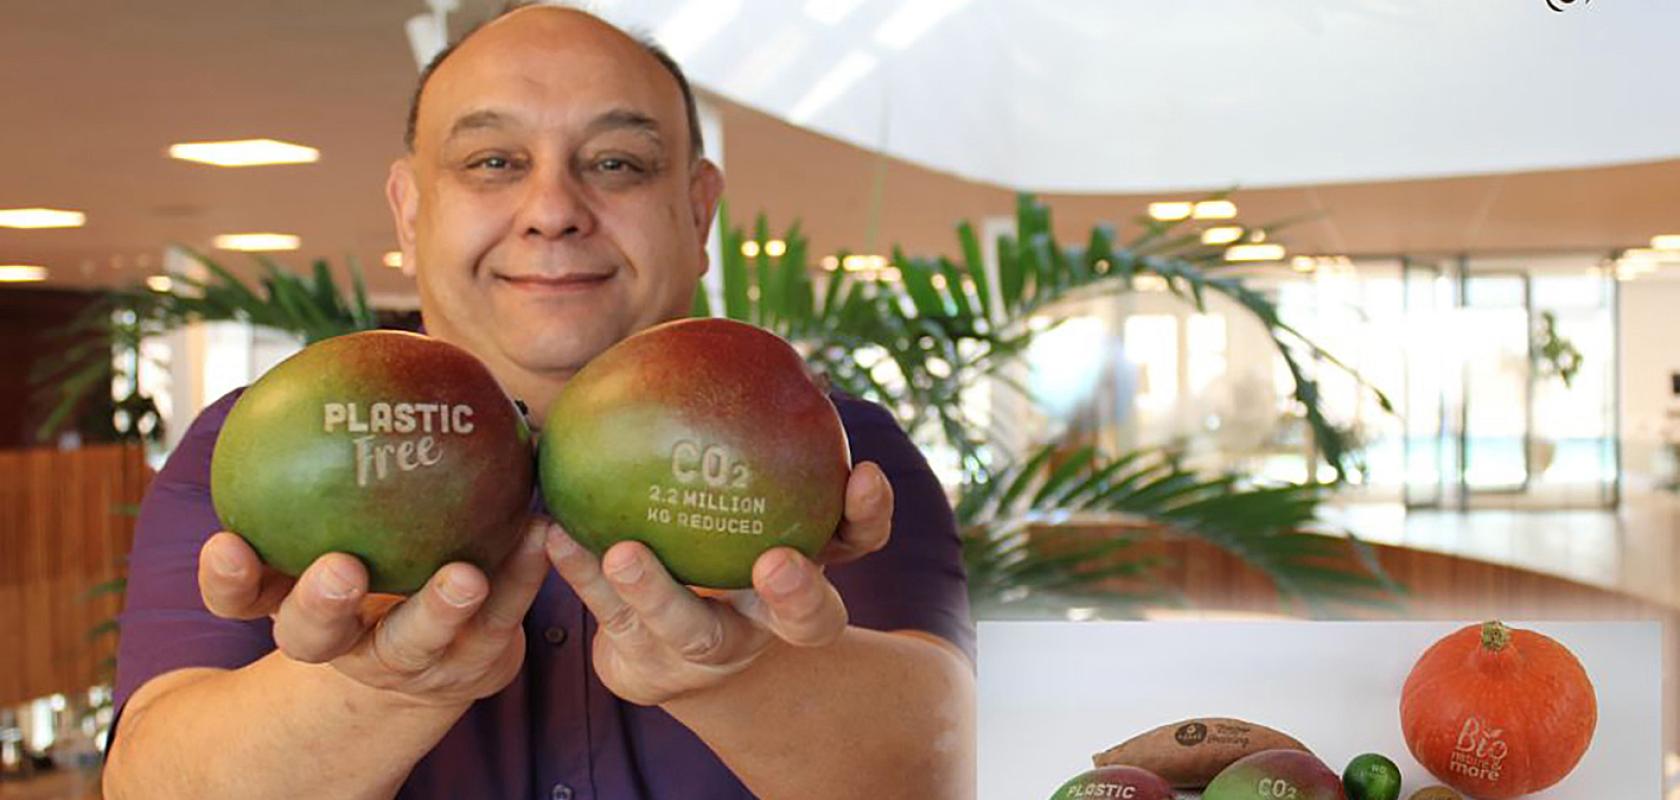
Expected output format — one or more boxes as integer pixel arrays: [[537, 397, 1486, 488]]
[[1323, 490, 1680, 612]]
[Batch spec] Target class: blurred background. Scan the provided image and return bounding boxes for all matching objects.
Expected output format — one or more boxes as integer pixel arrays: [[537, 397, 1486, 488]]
[[1, 0, 1676, 796]]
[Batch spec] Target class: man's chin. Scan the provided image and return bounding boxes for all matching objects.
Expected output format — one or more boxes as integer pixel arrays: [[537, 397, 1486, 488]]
[[502, 329, 621, 377]]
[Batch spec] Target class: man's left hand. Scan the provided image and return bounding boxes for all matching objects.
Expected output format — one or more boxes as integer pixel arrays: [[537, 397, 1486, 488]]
[[544, 461, 894, 706]]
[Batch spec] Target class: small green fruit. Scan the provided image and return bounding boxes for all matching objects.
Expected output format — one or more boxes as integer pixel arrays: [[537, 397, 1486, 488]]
[[1343, 753, 1402, 800], [539, 318, 850, 588]]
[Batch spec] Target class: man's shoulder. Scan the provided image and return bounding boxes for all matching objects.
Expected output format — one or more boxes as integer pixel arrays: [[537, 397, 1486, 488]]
[[155, 388, 247, 483], [827, 390, 900, 433]]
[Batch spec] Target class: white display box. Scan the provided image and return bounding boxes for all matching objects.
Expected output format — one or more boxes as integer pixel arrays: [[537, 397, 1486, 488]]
[[978, 620, 1661, 799]]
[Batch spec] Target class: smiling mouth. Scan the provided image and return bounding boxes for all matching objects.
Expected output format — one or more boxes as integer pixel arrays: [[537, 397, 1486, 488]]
[[495, 273, 614, 293]]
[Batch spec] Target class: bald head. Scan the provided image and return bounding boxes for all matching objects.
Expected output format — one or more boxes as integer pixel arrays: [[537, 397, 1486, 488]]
[[403, 3, 703, 162]]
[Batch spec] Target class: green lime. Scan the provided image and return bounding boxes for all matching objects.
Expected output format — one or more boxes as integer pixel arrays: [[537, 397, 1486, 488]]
[[1343, 753, 1403, 800]]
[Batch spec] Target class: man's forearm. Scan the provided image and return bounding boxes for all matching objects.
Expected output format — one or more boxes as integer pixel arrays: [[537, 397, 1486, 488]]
[[104, 652, 468, 800], [663, 628, 976, 800]]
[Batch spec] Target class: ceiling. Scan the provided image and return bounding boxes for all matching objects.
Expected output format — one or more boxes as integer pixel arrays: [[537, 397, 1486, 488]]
[[2, 0, 1677, 298], [603, 0, 1680, 192]]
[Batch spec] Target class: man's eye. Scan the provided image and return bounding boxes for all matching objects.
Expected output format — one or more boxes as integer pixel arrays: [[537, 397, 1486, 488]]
[[596, 158, 640, 173], [469, 155, 515, 170]]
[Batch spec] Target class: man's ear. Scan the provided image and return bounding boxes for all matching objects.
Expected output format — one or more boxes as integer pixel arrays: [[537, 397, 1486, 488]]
[[385, 158, 421, 278], [689, 158, 726, 273]]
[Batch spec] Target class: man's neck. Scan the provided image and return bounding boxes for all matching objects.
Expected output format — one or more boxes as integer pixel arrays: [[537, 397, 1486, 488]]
[[494, 366, 574, 431]]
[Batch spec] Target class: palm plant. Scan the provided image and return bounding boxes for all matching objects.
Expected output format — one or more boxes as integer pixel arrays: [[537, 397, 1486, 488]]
[[698, 194, 1397, 616], [33, 251, 379, 443]]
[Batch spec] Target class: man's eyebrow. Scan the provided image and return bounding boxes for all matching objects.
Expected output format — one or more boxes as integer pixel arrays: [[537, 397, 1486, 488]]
[[441, 107, 665, 147], [445, 109, 517, 143], [584, 108, 664, 142]]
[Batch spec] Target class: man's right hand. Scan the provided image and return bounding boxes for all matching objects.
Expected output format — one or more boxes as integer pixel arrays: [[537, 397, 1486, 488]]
[[195, 517, 554, 708]]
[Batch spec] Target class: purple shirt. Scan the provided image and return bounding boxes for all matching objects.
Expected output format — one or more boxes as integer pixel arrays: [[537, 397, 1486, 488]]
[[113, 388, 973, 800]]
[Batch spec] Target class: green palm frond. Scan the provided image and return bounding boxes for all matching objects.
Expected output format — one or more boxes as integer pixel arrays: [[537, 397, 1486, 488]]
[[696, 194, 1401, 614], [31, 249, 379, 442], [960, 442, 1401, 616], [699, 194, 1391, 483]]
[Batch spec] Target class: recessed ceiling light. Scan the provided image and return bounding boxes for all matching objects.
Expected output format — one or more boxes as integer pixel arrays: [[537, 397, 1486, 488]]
[[1292, 256, 1317, 272], [383, 251, 404, 268], [213, 233, 300, 252], [0, 208, 85, 229], [1148, 202, 1193, 222], [741, 240, 761, 257], [765, 239, 788, 257], [1225, 244, 1286, 262], [1201, 226, 1244, 246], [1650, 234, 1680, 251], [1193, 200, 1238, 220], [146, 275, 173, 293], [0, 265, 48, 282], [168, 139, 320, 167], [842, 254, 888, 272]]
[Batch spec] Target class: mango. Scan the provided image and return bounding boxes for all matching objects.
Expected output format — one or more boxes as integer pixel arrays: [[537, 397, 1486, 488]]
[[1049, 766, 1175, 800], [1204, 749, 1347, 800], [211, 331, 533, 593], [538, 318, 850, 588]]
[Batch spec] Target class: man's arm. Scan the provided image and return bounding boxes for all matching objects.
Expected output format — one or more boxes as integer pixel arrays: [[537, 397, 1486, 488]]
[[104, 658, 465, 800], [103, 520, 552, 800], [546, 462, 977, 800], [665, 629, 975, 800]]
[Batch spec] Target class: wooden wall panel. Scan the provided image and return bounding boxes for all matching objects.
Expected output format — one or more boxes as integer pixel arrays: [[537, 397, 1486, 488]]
[[0, 444, 149, 707], [0, 287, 112, 450]]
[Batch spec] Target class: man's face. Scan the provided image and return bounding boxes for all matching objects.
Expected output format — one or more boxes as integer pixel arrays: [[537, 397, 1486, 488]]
[[388, 9, 723, 386]]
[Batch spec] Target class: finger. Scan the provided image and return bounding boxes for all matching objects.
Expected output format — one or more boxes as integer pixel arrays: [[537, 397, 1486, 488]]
[[819, 461, 893, 565], [354, 562, 488, 676], [199, 532, 295, 620], [544, 526, 642, 645], [475, 517, 555, 634], [601, 542, 764, 666], [751, 548, 848, 648], [271, 553, 372, 663]]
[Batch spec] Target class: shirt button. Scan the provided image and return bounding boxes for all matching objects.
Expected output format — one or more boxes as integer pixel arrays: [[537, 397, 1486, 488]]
[[543, 626, 568, 646], [550, 783, 573, 800]]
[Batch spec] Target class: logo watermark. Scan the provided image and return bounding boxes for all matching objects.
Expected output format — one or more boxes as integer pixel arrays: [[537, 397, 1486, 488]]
[[1546, 0, 1589, 12]]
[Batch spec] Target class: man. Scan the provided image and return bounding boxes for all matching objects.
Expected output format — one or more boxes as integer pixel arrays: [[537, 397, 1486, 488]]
[[101, 5, 975, 799]]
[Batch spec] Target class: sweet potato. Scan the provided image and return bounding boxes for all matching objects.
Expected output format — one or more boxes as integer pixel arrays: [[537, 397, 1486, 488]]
[[1091, 717, 1310, 789]]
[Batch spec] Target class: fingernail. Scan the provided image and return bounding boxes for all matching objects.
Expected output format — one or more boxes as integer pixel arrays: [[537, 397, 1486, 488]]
[[210, 548, 244, 578], [606, 551, 643, 585], [526, 522, 549, 552], [438, 572, 479, 607], [765, 553, 806, 596], [319, 561, 357, 600], [546, 525, 577, 560], [871, 468, 889, 500]]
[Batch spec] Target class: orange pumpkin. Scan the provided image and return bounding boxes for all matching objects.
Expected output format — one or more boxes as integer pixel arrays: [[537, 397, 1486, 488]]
[[1400, 621, 1597, 799]]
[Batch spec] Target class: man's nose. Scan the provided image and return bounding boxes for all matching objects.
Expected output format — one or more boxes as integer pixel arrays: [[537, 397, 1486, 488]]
[[517, 166, 597, 240]]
